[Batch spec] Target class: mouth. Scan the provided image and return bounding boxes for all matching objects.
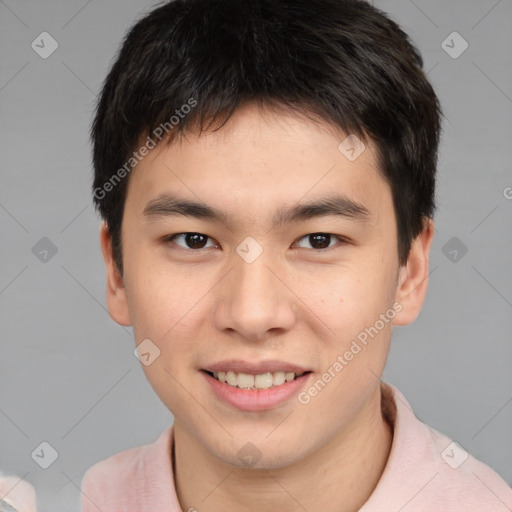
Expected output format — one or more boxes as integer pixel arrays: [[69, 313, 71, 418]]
[[203, 369, 311, 390]]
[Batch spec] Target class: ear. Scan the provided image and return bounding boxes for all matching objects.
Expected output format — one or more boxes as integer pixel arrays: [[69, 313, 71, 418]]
[[393, 217, 435, 326], [99, 222, 132, 326]]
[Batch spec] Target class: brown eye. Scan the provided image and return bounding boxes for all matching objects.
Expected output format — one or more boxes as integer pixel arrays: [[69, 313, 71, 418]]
[[295, 233, 348, 250], [165, 233, 216, 250]]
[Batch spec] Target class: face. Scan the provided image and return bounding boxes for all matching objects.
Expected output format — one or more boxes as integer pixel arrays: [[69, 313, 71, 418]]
[[100, 103, 433, 469]]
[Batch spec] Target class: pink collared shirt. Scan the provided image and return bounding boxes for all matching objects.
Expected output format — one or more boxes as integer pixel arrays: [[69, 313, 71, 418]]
[[81, 382, 512, 511]]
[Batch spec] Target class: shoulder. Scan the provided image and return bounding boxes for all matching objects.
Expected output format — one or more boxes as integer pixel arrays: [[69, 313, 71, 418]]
[[80, 427, 174, 510], [82, 442, 145, 483], [80, 443, 147, 509], [373, 383, 512, 511], [426, 425, 512, 510]]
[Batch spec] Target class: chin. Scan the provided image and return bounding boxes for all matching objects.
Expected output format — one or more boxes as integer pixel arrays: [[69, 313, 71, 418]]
[[213, 432, 307, 471]]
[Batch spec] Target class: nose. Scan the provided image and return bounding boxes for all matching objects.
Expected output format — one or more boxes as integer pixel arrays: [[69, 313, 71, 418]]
[[213, 251, 297, 342]]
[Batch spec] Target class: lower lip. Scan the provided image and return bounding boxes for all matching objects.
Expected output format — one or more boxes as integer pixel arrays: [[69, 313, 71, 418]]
[[202, 371, 312, 412]]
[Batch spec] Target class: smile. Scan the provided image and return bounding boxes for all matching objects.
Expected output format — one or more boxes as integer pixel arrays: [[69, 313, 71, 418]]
[[206, 370, 308, 390], [201, 370, 313, 412]]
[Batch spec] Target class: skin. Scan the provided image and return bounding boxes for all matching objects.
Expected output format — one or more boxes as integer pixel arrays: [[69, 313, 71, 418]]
[[100, 103, 434, 512]]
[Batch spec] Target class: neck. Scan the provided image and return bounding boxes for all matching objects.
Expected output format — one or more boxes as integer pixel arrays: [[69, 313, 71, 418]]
[[173, 384, 393, 512]]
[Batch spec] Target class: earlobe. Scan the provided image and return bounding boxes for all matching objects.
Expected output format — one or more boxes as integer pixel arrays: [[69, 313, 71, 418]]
[[393, 218, 435, 326], [99, 222, 132, 326]]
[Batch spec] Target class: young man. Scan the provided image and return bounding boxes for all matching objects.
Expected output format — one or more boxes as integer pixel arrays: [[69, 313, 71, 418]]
[[82, 0, 512, 510]]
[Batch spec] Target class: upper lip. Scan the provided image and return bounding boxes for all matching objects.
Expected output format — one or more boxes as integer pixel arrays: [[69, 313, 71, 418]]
[[203, 359, 310, 375]]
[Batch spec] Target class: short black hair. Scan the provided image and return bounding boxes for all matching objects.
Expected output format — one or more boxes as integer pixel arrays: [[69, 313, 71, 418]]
[[91, 0, 443, 276]]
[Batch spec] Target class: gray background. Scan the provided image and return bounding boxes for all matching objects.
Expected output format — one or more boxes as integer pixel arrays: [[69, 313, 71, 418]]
[[0, 0, 511, 510]]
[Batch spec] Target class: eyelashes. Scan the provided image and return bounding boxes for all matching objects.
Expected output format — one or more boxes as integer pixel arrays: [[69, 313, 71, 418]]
[[163, 232, 351, 252]]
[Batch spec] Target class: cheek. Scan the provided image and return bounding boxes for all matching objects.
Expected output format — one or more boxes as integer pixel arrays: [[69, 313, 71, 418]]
[[125, 264, 205, 408], [298, 262, 394, 334], [295, 259, 396, 387], [125, 256, 215, 362]]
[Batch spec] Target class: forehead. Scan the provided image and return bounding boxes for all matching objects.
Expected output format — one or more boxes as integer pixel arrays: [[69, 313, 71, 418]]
[[125, 104, 390, 228]]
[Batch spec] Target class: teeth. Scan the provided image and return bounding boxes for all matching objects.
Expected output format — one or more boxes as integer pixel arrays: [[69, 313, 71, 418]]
[[254, 373, 273, 389], [237, 373, 255, 389], [226, 371, 237, 386], [211, 370, 305, 389], [273, 372, 286, 386]]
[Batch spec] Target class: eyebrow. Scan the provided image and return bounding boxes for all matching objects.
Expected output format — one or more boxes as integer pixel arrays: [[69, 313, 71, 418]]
[[142, 192, 372, 227]]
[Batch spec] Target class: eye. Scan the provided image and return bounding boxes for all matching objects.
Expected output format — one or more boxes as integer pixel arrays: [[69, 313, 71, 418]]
[[164, 232, 217, 250], [294, 233, 349, 251], [163, 232, 349, 252]]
